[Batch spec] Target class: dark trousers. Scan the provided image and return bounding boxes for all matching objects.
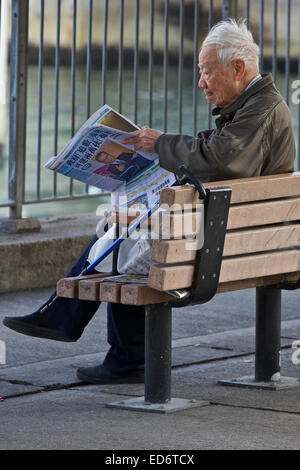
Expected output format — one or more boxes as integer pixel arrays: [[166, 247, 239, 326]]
[[40, 235, 145, 373]]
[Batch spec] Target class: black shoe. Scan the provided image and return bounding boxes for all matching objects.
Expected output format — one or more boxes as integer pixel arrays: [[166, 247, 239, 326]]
[[3, 311, 77, 342], [76, 364, 144, 384]]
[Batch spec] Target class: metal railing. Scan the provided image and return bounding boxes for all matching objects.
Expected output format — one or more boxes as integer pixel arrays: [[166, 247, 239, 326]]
[[1, 0, 300, 220]]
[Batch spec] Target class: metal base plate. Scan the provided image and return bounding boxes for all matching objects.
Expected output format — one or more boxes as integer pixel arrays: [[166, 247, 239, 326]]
[[106, 396, 210, 413], [219, 375, 300, 390]]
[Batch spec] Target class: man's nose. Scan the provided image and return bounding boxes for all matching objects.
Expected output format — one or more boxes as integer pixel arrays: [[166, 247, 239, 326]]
[[198, 75, 206, 89]]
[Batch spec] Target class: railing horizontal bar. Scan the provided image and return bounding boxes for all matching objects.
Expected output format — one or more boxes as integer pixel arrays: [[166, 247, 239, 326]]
[[23, 192, 109, 205], [0, 201, 16, 208]]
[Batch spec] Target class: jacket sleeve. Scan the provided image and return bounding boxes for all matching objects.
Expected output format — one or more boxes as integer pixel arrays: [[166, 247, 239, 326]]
[[155, 104, 272, 182]]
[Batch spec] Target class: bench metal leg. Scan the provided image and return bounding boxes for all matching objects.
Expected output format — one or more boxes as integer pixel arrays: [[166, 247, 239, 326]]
[[107, 303, 208, 413], [219, 286, 300, 390], [144, 303, 172, 404], [255, 286, 281, 382]]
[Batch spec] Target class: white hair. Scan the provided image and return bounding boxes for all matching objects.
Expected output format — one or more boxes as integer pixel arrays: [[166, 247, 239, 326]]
[[201, 18, 260, 70]]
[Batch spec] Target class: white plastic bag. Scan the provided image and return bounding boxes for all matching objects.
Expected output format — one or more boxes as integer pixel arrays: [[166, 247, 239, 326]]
[[87, 223, 152, 275]]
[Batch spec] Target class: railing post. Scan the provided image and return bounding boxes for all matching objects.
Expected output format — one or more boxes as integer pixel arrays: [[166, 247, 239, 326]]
[[222, 0, 238, 19], [9, 0, 28, 219], [0, 0, 9, 167], [1, 0, 40, 232]]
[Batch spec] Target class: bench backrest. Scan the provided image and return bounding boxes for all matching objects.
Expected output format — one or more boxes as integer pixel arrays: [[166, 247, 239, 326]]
[[148, 172, 300, 293]]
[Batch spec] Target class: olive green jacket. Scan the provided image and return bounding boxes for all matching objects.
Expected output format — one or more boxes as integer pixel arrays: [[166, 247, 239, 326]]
[[156, 74, 295, 182]]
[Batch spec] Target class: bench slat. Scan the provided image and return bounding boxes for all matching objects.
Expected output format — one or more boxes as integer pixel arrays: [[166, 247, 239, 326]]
[[148, 250, 300, 291], [120, 284, 174, 305], [103, 272, 299, 305], [217, 272, 300, 293], [159, 173, 300, 206], [78, 278, 104, 301], [227, 198, 300, 230], [57, 273, 109, 298], [154, 198, 300, 237], [151, 223, 300, 263], [99, 282, 122, 303]]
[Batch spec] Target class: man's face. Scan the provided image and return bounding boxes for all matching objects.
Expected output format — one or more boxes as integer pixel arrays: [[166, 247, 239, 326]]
[[95, 151, 115, 164], [198, 46, 241, 108]]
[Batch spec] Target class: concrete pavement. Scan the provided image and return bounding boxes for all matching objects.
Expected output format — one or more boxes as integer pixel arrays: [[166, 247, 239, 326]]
[[0, 286, 300, 450]]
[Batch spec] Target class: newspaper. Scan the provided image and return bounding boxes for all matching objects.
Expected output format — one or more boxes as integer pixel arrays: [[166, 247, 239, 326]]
[[44, 104, 176, 209], [101, 274, 190, 299], [102, 274, 149, 284]]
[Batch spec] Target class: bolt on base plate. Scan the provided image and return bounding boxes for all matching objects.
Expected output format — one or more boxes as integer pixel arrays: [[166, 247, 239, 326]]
[[106, 396, 210, 413]]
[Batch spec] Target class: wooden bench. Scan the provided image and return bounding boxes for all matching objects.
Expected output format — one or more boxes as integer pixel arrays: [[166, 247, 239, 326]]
[[57, 172, 300, 412]]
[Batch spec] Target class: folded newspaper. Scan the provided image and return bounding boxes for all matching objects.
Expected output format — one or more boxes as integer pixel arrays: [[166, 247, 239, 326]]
[[44, 105, 176, 209], [102, 274, 190, 299]]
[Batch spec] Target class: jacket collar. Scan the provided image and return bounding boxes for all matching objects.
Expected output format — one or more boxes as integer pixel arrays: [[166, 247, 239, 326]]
[[212, 73, 275, 117]]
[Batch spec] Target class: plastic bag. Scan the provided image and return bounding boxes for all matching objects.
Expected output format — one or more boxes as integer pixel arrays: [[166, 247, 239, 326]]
[[87, 223, 152, 275]]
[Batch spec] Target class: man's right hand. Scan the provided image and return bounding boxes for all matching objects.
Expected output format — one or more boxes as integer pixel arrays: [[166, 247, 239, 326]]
[[123, 127, 163, 153]]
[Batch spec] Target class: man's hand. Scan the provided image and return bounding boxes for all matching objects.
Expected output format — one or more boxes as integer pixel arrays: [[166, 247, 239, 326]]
[[123, 126, 163, 153]]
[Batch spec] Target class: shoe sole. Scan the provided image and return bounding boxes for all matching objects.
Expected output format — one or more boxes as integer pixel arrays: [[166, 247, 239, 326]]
[[76, 369, 144, 385], [3, 317, 76, 342]]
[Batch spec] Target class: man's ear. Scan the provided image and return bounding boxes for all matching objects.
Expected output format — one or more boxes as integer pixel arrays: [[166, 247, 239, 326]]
[[233, 59, 246, 81]]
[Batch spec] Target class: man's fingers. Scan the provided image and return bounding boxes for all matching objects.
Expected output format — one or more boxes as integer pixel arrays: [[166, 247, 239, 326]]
[[134, 143, 149, 152], [123, 127, 161, 153], [123, 134, 140, 144]]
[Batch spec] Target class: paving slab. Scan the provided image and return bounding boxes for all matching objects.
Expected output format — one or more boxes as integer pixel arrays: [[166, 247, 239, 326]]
[[172, 319, 300, 353], [0, 380, 42, 399], [172, 353, 300, 413], [0, 352, 107, 390], [0, 384, 300, 450], [68, 348, 300, 413], [0, 287, 109, 366], [0, 347, 232, 394]]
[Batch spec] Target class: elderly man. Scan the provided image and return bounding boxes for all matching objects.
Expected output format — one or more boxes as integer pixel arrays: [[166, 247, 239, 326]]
[[125, 20, 294, 179], [3, 19, 295, 385]]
